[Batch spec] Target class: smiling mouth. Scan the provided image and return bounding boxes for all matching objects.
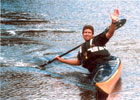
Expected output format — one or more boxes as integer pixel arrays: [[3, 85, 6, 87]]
[[84, 37, 91, 41]]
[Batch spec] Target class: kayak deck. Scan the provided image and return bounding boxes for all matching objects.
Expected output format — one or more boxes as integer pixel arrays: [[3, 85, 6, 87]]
[[91, 56, 122, 94]]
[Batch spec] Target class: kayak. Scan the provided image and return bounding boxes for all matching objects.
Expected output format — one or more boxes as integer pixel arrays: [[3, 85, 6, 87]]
[[91, 56, 122, 94]]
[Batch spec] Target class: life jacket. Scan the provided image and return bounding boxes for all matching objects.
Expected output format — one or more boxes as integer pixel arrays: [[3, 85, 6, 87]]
[[79, 38, 110, 70]]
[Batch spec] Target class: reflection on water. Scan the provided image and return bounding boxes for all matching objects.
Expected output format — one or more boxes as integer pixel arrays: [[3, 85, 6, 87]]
[[1, 0, 140, 100], [1, 37, 42, 46], [0, 12, 49, 25]]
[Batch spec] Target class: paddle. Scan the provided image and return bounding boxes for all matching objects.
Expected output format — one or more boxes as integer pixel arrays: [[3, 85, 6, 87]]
[[38, 19, 126, 70], [39, 44, 82, 69]]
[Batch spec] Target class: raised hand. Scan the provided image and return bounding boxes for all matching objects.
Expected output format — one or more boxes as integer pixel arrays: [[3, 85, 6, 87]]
[[110, 9, 119, 23]]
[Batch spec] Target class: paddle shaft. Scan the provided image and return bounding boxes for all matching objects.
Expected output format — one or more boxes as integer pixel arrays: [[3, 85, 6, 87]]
[[40, 44, 82, 67], [40, 19, 126, 67], [49, 44, 81, 63]]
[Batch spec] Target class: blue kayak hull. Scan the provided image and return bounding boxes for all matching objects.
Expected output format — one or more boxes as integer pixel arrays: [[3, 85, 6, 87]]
[[91, 56, 122, 94]]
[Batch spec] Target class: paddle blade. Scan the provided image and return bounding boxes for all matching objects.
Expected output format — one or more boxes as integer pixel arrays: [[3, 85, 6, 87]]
[[36, 60, 53, 70], [115, 19, 126, 30], [36, 65, 46, 70]]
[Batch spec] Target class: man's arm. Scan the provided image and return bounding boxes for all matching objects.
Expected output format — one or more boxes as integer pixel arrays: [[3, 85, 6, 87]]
[[55, 56, 81, 65], [106, 9, 119, 39]]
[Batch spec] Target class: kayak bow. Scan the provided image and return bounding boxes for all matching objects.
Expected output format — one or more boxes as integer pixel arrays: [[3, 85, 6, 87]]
[[91, 56, 122, 94]]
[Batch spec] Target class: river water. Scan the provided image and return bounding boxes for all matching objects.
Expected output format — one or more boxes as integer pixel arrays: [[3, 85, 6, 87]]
[[0, 0, 140, 100]]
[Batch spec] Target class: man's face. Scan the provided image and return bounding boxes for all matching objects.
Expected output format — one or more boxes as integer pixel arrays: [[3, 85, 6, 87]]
[[83, 29, 93, 41]]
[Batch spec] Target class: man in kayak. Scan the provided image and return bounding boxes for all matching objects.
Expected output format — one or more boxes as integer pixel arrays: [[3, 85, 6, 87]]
[[55, 9, 119, 73]]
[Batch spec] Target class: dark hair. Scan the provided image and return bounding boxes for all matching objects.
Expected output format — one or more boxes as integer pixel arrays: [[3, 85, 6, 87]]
[[82, 25, 94, 35]]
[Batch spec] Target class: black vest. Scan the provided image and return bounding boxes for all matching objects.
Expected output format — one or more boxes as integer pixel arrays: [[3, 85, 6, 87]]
[[78, 38, 110, 72]]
